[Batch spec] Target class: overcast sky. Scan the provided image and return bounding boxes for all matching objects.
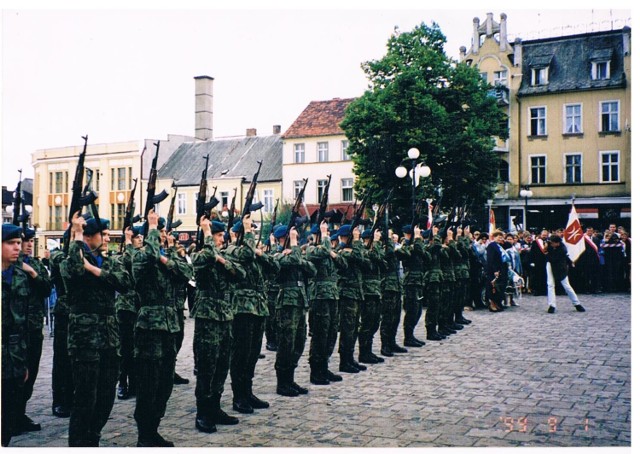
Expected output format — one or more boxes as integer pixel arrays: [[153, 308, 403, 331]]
[[1, 1, 633, 189]]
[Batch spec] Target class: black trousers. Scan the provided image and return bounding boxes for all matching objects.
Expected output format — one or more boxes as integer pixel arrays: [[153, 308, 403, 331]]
[[117, 310, 136, 389], [230, 313, 265, 398], [19, 329, 44, 416], [2, 377, 24, 447], [309, 299, 339, 371], [52, 313, 74, 409]]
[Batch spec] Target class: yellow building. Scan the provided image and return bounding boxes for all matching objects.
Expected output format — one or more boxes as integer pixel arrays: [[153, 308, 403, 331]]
[[460, 13, 631, 231]]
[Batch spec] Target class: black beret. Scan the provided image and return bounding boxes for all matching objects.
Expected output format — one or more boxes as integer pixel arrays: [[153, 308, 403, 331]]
[[2, 223, 22, 242]]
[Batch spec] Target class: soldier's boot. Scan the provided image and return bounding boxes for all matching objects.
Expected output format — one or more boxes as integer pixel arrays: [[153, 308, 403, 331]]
[[276, 369, 299, 397], [232, 381, 254, 414], [403, 329, 423, 347], [358, 341, 382, 364], [290, 368, 308, 395], [212, 394, 239, 425], [380, 343, 395, 357], [426, 323, 443, 341], [339, 354, 360, 373], [195, 401, 217, 433], [325, 361, 343, 382], [310, 362, 330, 385], [455, 301, 472, 324], [151, 418, 174, 447], [247, 380, 269, 409]]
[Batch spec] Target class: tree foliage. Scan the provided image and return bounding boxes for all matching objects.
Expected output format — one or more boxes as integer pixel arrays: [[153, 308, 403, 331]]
[[341, 22, 507, 224]]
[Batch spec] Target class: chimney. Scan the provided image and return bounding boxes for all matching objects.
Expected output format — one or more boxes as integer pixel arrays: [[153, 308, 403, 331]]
[[459, 46, 467, 62], [194, 75, 214, 141], [499, 13, 508, 51], [246, 128, 257, 137], [514, 38, 523, 67], [273, 125, 281, 134], [472, 17, 480, 54], [486, 13, 494, 37]]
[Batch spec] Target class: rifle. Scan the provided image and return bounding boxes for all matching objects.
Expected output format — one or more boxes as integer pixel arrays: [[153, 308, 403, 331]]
[[195, 155, 220, 250], [236, 161, 263, 245], [120, 178, 138, 252], [143, 141, 169, 235], [12, 169, 23, 226], [166, 181, 183, 234], [283, 178, 308, 249], [345, 189, 371, 247], [369, 189, 394, 249], [266, 198, 279, 252], [63, 135, 90, 255], [225, 188, 238, 246], [315, 175, 332, 237]]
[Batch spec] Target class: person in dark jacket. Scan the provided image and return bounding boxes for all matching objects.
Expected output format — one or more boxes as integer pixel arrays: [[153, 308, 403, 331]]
[[545, 235, 585, 313], [485, 230, 509, 312]]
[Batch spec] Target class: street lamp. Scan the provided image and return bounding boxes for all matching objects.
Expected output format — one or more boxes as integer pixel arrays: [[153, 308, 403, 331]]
[[519, 186, 533, 231], [395, 148, 431, 226]]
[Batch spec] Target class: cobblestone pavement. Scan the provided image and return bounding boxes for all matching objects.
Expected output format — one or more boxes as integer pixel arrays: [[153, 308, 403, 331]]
[[11, 292, 631, 448]]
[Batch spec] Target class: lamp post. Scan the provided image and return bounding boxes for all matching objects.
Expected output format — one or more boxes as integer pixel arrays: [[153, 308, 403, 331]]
[[519, 186, 533, 231], [395, 148, 431, 226]]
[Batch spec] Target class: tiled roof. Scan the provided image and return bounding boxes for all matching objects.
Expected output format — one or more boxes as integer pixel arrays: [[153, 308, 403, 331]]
[[518, 29, 628, 97], [283, 98, 356, 139], [157, 135, 282, 186]]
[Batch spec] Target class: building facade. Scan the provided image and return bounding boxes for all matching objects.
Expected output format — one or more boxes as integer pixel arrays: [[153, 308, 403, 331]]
[[459, 13, 631, 232]]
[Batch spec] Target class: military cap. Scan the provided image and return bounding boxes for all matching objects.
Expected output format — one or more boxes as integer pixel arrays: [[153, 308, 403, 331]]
[[402, 224, 412, 234], [420, 229, 428, 238], [158, 217, 166, 230], [337, 224, 351, 237], [330, 233, 338, 242], [310, 224, 320, 235], [84, 218, 110, 235], [2, 223, 22, 241], [23, 227, 36, 240], [211, 220, 226, 233], [274, 225, 288, 239], [131, 225, 143, 237], [361, 228, 373, 239], [232, 220, 243, 233]]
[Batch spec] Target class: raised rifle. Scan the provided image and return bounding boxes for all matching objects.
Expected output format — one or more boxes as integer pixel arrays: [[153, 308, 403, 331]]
[[266, 198, 279, 252], [195, 155, 219, 250], [345, 189, 371, 247], [143, 141, 169, 235], [369, 189, 394, 249], [225, 188, 237, 245], [63, 135, 90, 255], [12, 169, 24, 226], [236, 161, 263, 245], [120, 178, 138, 252], [283, 178, 308, 249], [314, 175, 332, 240], [166, 181, 183, 234]]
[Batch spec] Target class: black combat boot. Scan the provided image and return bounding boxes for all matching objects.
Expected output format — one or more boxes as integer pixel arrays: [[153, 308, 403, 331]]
[[358, 341, 379, 364], [195, 402, 217, 433], [247, 380, 270, 409], [290, 369, 308, 395], [213, 395, 239, 425], [390, 343, 408, 353], [310, 363, 330, 385], [339, 355, 360, 373], [276, 369, 299, 397], [350, 359, 367, 371], [325, 364, 343, 382], [380, 344, 395, 357], [426, 324, 443, 341]]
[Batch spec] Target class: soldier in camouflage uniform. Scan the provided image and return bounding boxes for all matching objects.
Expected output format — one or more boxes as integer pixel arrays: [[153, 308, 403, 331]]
[[400, 225, 430, 347], [264, 251, 280, 352], [336, 224, 368, 373], [423, 229, 446, 341], [50, 237, 73, 418], [168, 232, 191, 386], [115, 226, 142, 400], [131, 211, 193, 446], [306, 222, 347, 385], [273, 225, 317, 396], [439, 228, 464, 336], [61, 214, 132, 447], [379, 229, 409, 357], [191, 216, 245, 433], [358, 228, 387, 364], [17, 227, 52, 433], [228, 216, 279, 413], [454, 228, 473, 326], [2, 224, 29, 447]]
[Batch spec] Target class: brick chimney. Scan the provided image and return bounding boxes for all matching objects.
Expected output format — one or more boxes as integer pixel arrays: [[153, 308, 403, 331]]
[[273, 125, 281, 134], [194, 75, 214, 141], [246, 128, 257, 137]]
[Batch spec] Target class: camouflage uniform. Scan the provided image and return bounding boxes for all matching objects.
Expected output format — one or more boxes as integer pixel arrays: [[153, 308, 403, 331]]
[[191, 235, 245, 428], [61, 240, 132, 447], [274, 244, 316, 394], [424, 237, 444, 339], [380, 237, 408, 355], [17, 253, 52, 425], [454, 237, 472, 325], [439, 241, 457, 332], [264, 265, 280, 351], [401, 235, 430, 344], [115, 245, 140, 398], [337, 239, 367, 371], [50, 249, 74, 416], [131, 229, 192, 445], [2, 263, 29, 447], [306, 235, 347, 382], [358, 238, 386, 363], [228, 232, 279, 411]]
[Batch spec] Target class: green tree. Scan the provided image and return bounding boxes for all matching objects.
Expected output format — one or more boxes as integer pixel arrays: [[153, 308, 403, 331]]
[[341, 22, 507, 225]]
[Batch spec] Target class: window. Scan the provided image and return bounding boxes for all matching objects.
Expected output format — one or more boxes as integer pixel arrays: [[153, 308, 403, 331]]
[[341, 140, 350, 160], [194, 193, 199, 214], [531, 67, 548, 86], [294, 143, 305, 163], [54, 172, 64, 193], [479, 72, 488, 82], [564, 104, 582, 134], [341, 178, 354, 202], [177, 193, 187, 215], [317, 179, 328, 203], [293, 180, 305, 201], [111, 203, 126, 230], [54, 205, 63, 230], [601, 101, 620, 132], [530, 156, 546, 184], [117, 167, 127, 190], [530, 107, 547, 136], [317, 142, 329, 162], [498, 160, 509, 183], [592, 61, 610, 80], [565, 154, 582, 183], [263, 189, 274, 213], [220, 191, 229, 209], [493, 70, 508, 86], [601, 151, 620, 183]]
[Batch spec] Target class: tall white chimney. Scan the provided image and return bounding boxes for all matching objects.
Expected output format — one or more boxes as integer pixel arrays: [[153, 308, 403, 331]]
[[194, 75, 214, 141]]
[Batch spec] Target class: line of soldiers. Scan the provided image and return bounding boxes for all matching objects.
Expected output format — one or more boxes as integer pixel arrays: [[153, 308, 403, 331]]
[[2, 210, 477, 447]]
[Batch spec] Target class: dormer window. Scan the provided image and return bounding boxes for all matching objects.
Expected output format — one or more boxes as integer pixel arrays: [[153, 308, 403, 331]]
[[590, 48, 613, 80], [529, 55, 553, 86]]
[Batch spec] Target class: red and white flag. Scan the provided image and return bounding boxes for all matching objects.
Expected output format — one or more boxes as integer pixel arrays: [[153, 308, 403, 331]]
[[489, 209, 496, 233], [426, 200, 433, 230], [563, 204, 585, 262]]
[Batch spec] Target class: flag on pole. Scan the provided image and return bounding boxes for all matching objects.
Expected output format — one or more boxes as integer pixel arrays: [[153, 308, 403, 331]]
[[489, 208, 496, 233], [426, 200, 433, 230], [563, 203, 586, 262]]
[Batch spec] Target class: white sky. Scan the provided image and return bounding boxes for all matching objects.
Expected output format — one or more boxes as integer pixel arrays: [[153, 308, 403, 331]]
[[0, 0, 633, 189]]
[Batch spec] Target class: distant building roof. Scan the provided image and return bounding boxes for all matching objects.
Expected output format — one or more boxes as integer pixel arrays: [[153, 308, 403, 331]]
[[157, 135, 282, 186], [518, 28, 628, 97], [283, 98, 356, 139], [2, 178, 33, 206]]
